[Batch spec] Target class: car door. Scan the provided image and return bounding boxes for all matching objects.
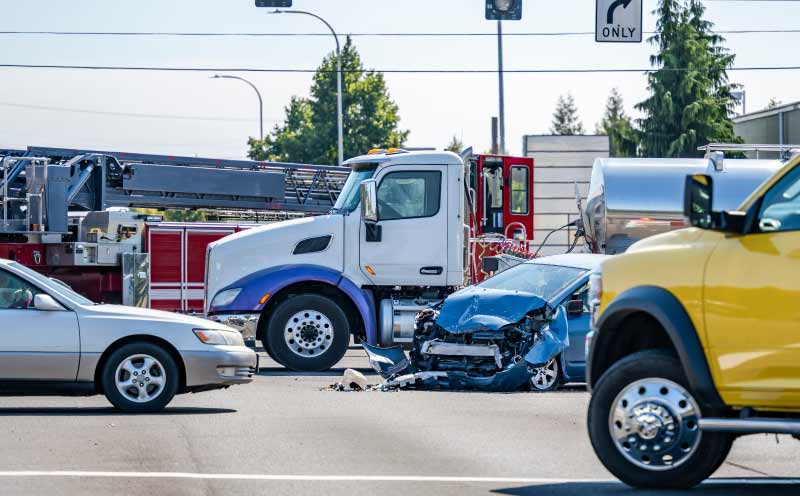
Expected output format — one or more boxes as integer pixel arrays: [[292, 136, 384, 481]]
[[0, 269, 81, 381], [561, 282, 591, 378], [359, 166, 448, 286], [704, 165, 800, 407]]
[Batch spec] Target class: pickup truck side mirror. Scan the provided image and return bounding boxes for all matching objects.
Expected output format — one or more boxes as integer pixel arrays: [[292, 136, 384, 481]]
[[360, 179, 378, 222], [683, 174, 746, 233], [34, 294, 65, 311], [566, 299, 584, 316]]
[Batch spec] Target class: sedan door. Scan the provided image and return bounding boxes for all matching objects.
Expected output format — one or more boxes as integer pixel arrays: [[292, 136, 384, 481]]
[[0, 269, 80, 381]]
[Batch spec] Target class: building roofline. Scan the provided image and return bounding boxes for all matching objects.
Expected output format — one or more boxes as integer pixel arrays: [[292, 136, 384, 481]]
[[733, 101, 800, 123]]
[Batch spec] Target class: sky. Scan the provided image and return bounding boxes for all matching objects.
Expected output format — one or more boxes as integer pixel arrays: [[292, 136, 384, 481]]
[[1, 0, 799, 162]]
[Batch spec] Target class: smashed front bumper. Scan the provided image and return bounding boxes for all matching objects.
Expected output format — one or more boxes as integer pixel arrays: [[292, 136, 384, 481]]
[[207, 313, 260, 344]]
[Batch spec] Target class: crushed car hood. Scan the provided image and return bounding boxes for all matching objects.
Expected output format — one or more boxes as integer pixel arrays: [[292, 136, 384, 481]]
[[434, 286, 549, 334]]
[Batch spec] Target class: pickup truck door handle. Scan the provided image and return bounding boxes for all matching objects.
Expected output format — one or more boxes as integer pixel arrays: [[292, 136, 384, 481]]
[[759, 218, 781, 232], [420, 266, 443, 275]]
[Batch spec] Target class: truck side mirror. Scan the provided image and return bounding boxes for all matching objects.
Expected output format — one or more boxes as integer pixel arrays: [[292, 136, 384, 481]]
[[683, 174, 746, 233], [360, 179, 378, 222]]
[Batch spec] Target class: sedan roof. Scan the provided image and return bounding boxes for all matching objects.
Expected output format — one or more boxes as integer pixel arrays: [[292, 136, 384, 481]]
[[525, 253, 610, 271]]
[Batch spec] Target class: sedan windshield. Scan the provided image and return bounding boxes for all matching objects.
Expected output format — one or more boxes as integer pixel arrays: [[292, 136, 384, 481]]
[[479, 263, 586, 302], [7, 261, 95, 306]]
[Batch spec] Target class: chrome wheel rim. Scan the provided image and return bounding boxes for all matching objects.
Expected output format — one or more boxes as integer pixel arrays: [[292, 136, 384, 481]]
[[284, 309, 334, 357], [115, 354, 166, 404], [609, 378, 702, 471], [530, 358, 559, 391]]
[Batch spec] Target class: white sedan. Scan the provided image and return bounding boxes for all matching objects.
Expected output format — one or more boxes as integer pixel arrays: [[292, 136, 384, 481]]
[[0, 258, 257, 413]]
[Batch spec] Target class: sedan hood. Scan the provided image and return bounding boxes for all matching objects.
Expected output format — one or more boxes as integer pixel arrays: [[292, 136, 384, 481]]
[[434, 286, 549, 334], [82, 304, 227, 329]]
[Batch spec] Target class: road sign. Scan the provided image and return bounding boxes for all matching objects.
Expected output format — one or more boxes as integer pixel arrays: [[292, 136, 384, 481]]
[[486, 0, 523, 21], [595, 0, 642, 43], [255, 0, 291, 7]]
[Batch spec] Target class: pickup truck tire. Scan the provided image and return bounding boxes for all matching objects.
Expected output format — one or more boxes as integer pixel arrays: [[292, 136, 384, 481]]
[[266, 294, 350, 372], [588, 350, 732, 489], [101, 342, 179, 413]]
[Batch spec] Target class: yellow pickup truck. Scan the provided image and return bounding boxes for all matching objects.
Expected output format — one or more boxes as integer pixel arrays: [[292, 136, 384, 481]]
[[585, 153, 800, 488]]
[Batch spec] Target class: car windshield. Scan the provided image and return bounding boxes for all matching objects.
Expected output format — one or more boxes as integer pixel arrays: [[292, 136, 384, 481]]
[[331, 167, 377, 214], [6, 261, 95, 306], [478, 263, 587, 302]]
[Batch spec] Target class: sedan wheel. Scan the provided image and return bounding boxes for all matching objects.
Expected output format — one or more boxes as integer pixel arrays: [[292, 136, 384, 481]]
[[101, 342, 179, 413], [530, 357, 561, 391]]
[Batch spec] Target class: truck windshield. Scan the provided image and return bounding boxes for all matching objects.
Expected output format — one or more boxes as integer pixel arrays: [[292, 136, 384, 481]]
[[332, 168, 377, 214]]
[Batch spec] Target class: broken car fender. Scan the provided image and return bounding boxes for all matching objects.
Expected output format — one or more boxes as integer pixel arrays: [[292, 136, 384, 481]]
[[525, 304, 569, 367]]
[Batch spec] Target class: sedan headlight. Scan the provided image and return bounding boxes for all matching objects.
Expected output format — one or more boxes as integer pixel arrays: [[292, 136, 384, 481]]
[[193, 328, 245, 347], [210, 288, 242, 308]]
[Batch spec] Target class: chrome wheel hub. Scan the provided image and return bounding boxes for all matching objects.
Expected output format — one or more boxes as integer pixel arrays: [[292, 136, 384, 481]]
[[115, 354, 166, 404], [284, 310, 333, 357], [530, 358, 559, 391], [609, 378, 702, 471]]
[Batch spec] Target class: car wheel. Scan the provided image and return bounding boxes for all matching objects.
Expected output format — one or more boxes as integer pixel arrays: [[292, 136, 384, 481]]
[[530, 356, 562, 392], [101, 342, 179, 413], [266, 294, 350, 372], [588, 349, 733, 489]]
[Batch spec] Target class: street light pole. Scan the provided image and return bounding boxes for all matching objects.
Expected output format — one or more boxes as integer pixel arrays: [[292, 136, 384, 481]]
[[497, 20, 506, 155], [211, 74, 264, 140], [271, 9, 344, 166]]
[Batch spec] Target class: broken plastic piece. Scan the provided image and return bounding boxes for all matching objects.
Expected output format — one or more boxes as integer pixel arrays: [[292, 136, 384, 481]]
[[342, 368, 370, 391]]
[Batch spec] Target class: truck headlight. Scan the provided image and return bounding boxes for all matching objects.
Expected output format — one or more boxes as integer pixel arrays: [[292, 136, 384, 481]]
[[210, 288, 242, 308], [193, 329, 245, 346], [588, 267, 603, 328]]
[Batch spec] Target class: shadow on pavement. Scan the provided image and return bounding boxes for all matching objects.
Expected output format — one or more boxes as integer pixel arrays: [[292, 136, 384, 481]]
[[492, 480, 800, 495], [258, 367, 375, 377], [0, 407, 236, 416]]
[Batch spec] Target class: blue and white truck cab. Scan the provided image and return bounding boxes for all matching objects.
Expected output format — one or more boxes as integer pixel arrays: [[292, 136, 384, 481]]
[[205, 149, 467, 371]]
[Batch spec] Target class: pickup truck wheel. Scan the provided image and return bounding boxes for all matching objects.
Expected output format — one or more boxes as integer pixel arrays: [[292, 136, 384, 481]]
[[588, 350, 732, 489], [101, 343, 179, 413], [266, 295, 350, 372]]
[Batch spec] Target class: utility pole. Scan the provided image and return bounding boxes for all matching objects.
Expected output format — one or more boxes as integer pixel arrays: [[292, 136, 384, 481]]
[[497, 20, 506, 155]]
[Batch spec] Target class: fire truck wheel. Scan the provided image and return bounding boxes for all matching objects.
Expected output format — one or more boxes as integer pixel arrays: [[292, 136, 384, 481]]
[[266, 294, 350, 372]]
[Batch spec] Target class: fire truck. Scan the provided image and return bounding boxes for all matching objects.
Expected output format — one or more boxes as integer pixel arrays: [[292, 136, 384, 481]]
[[0, 146, 535, 315]]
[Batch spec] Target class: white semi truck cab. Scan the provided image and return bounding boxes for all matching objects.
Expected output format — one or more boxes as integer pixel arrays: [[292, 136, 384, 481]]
[[205, 149, 466, 371]]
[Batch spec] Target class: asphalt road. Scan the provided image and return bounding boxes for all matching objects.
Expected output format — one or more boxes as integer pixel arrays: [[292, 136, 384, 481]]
[[1, 347, 799, 496]]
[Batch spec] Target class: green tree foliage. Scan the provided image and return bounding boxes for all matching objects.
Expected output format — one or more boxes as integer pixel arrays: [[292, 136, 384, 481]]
[[248, 37, 408, 165], [445, 134, 464, 154], [596, 88, 638, 157], [550, 93, 585, 135], [637, 0, 740, 158], [766, 97, 782, 110]]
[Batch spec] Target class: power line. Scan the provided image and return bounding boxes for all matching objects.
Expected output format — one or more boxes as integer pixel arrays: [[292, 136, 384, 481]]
[[0, 63, 798, 74], [0, 29, 799, 37], [0, 101, 280, 123]]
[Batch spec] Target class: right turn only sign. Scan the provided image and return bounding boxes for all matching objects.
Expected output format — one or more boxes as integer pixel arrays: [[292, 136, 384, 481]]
[[596, 0, 642, 43]]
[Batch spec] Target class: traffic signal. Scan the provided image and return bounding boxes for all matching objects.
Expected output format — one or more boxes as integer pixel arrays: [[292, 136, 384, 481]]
[[255, 0, 291, 7], [485, 0, 523, 20]]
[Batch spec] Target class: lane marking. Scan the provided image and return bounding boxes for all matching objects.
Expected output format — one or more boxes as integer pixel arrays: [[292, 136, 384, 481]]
[[0, 472, 798, 485]]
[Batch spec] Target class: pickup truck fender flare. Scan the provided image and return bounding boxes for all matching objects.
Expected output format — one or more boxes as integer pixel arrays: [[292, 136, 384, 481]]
[[589, 285, 724, 411], [210, 264, 377, 344]]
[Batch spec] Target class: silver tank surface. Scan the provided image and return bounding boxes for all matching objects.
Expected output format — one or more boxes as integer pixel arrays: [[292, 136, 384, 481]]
[[584, 157, 783, 254]]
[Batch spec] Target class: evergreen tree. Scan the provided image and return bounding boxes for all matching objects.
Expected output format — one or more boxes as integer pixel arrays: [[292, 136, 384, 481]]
[[596, 88, 638, 157], [248, 37, 408, 165], [637, 0, 740, 157], [550, 93, 585, 135], [445, 134, 464, 154]]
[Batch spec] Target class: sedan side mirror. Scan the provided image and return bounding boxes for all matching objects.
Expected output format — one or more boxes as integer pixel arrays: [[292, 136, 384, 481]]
[[34, 294, 64, 311], [566, 299, 584, 316], [360, 179, 378, 222]]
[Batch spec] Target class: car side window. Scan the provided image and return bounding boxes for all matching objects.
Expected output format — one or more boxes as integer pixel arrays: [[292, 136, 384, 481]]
[[377, 171, 441, 221], [0, 270, 41, 310], [758, 166, 800, 233]]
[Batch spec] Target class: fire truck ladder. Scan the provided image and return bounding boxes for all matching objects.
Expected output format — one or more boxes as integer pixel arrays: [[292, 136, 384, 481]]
[[8, 146, 349, 215]]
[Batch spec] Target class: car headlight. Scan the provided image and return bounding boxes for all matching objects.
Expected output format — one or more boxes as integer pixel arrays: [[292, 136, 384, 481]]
[[210, 288, 242, 308], [193, 328, 245, 346]]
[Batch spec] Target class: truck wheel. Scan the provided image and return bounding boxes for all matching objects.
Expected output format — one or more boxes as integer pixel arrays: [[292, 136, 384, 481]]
[[266, 294, 350, 372], [588, 350, 732, 489], [101, 342, 179, 413]]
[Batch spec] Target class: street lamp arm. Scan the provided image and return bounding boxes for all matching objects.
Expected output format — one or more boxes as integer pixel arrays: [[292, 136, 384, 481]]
[[212, 74, 264, 140], [280, 10, 340, 51]]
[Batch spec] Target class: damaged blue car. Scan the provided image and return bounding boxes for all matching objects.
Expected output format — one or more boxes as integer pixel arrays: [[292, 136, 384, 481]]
[[363, 254, 609, 392]]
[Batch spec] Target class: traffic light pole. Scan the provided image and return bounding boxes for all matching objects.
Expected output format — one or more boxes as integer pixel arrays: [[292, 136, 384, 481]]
[[497, 20, 506, 155]]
